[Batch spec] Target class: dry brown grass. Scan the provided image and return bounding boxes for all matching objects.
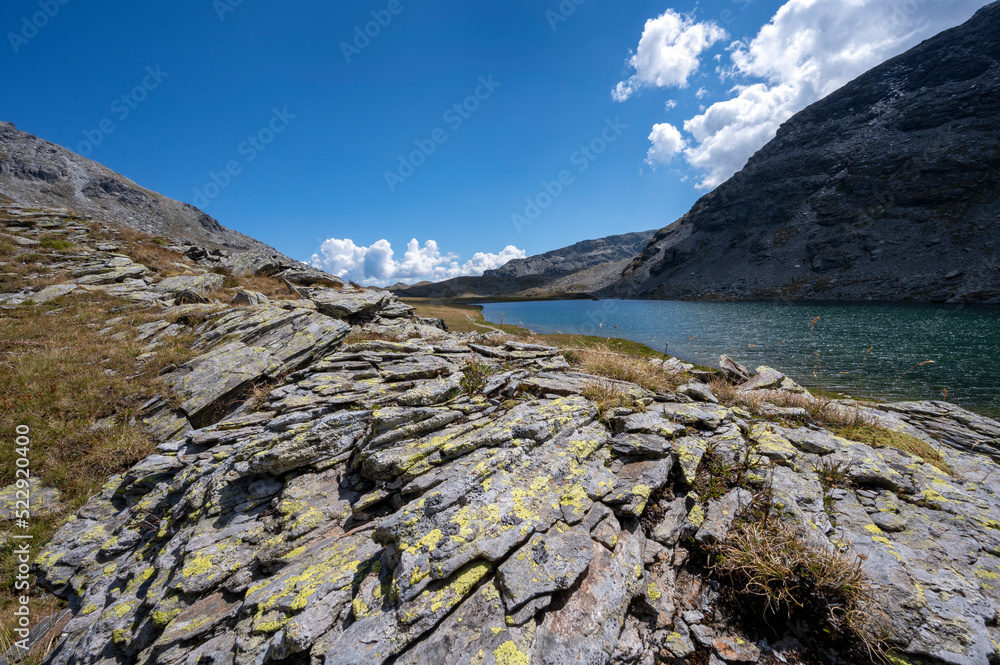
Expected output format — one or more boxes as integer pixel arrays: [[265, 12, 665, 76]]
[[580, 379, 647, 424], [709, 378, 867, 428], [713, 520, 888, 659], [0, 593, 65, 664], [0, 241, 73, 291], [709, 377, 954, 475], [0, 235, 18, 257], [90, 223, 306, 302], [99, 225, 192, 276], [0, 292, 202, 647], [218, 272, 300, 300], [569, 347, 685, 394], [0, 294, 200, 492]]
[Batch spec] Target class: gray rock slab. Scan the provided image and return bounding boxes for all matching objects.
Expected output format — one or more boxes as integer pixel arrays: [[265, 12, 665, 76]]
[[497, 526, 594, 611]]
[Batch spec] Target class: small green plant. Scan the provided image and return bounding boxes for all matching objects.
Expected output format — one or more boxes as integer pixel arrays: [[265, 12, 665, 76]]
[[460, 358, 494, 396], [40, 238, 73, 251], [694, 437, 766, 502], [813, 458, 854, 517]]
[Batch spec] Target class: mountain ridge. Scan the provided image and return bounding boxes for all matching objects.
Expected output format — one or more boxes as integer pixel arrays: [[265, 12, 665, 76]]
[[605, 1, 1000, 304], [0, 121, 287, 257], [395, 229, 657, 299]]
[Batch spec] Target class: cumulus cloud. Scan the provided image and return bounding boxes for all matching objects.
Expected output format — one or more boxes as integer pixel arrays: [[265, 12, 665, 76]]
[[647, 123, 686, 165], [308, 238, 525, 286], [624, 0, 993, 189], [612, 10, 727, 101]]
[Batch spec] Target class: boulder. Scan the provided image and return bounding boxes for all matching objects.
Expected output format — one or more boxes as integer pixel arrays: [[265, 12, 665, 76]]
[[154, 272, 225, 295], [231, 289, 269, 306]]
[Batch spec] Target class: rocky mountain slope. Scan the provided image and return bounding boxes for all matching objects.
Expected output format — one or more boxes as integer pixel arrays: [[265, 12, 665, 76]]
[[395, 229, 655, 299], [0, 121, 333, 284], [609, 2, 1000, 304], [486, 230, 656, 279], [6, 207, 1000, 665]]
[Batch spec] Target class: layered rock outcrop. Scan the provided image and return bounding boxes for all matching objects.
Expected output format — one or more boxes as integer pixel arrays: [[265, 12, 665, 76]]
[[7, 210, 1000, 665]]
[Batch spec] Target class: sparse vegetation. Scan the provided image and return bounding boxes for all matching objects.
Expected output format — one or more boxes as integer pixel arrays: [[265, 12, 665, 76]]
[[712, 519, 888, 660], [569, 346, 685, 394], [580, 379, 646, 425], [216, 268, 300, 300], [460, 358, 495, 396], [814, 458, 855, 516], [694, 437, 767, 502], [97, 225, 192, 275], [39, 237, 73, 251], [835, 423, 953, 475], [0, 292, 202, 646], [0, 236, 17, 257], [402, 300, 699, 388]]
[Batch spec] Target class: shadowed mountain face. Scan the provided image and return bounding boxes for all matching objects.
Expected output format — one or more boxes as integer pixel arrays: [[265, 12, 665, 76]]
[[609, 2, 1000, 304], [394, 230, 657, 299], [0, 121, 276, 254]]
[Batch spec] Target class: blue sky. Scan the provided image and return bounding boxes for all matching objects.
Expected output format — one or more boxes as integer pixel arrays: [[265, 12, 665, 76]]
[[1, 0, 990, 284]]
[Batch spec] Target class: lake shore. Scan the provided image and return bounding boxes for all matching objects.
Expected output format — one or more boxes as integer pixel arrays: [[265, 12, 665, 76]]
[[405, 298, 1000, 418]]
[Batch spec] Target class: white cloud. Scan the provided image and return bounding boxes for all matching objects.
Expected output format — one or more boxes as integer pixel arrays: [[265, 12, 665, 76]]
[[308, 238, 526, 286], [612, 10, 727, 101], [664, 99, 678, 111], [646, 123, 686, 165], [626, 0, 993, 189]]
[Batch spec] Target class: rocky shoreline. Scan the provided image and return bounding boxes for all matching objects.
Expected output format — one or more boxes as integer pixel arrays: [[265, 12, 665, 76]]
[[4, 210, 1000, 665]]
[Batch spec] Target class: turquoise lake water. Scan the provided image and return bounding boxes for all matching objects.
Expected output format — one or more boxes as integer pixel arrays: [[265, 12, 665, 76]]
[[480, 300, 1000, 418]]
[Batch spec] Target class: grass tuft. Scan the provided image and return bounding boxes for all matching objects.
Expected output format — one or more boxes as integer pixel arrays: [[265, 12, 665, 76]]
[[570, 347, 684, 394], [712, 520, 888, 659], [580, 379, 646, 425], [460, 358, 495, 396]]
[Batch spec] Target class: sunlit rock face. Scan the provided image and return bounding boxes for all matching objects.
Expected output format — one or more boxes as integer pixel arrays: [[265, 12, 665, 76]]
[[612, 3, 1000, 305]]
